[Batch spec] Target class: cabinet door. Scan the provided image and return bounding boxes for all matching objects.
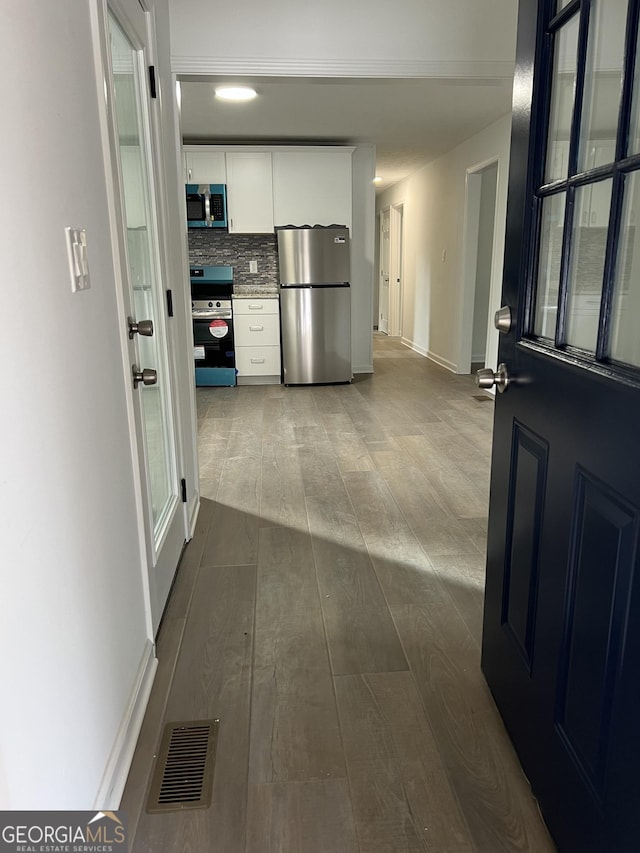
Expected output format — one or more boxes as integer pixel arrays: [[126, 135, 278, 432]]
[[235, 346, 281, 376], [272, 150, 352, 228], [234, 313, 280, 346], [184, 150, 226, 184], [226, 152, 274, 233], [232, 297, 280, 315]]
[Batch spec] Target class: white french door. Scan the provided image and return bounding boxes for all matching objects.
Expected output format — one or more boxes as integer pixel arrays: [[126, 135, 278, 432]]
[[96, 0, 186, 632]]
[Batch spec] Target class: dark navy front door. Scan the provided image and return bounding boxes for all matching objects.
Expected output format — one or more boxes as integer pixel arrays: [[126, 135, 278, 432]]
[[482, 1, 640, 850]]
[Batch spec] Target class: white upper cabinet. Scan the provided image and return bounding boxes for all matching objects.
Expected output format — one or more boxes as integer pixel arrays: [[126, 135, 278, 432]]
[[225, 152, 274, 233], [272, 149, 353, 229], [184, 148, 226, 184]]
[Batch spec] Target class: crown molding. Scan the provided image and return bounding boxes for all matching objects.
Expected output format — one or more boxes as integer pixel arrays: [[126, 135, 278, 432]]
[[172, 56, 515, 80]]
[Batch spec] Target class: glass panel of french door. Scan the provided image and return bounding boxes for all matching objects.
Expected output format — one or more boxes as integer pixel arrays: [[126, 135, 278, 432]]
[[565, 179, 612, 351], [628, 21, 640, 152], [545, 15, 579, 184], [577, 0, 627, 172], [534, 192, 566, 338], [610, 171, 640, 366], [108, 12, 175, 536], [533, 0, 640, 370]]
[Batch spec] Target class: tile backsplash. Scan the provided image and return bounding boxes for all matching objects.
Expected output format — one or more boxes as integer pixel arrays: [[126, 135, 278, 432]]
[[188, 230, 278, 288]]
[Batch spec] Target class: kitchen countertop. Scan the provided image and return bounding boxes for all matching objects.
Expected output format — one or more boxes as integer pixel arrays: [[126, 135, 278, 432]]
[[233, 285, 279, 298]]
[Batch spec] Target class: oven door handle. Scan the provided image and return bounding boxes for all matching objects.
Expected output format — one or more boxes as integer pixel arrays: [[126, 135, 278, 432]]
[[192, 313, 232, 320]]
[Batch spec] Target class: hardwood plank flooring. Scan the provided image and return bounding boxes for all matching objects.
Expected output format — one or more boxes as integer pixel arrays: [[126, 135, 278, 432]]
[[334, 671, 476, 853], [246, 780, 359, 853], [123, 335, 555, 853], [250, 526, 345, 782]]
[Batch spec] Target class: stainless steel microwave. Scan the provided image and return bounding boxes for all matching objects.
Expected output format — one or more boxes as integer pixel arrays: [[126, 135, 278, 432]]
[[186, 183, 227, 228]]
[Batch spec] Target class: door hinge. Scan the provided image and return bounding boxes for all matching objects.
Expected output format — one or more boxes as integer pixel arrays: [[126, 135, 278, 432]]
[[180, 478, 187, 503], [166, 289, 174, 317], [148, 65, 157, 99]]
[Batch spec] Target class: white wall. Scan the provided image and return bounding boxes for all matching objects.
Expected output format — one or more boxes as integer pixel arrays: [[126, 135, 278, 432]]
[[472, 162, 499, 361], [0, 0, 190, 808], [169, 0, 516, 77], [376, 114, 512, 372]]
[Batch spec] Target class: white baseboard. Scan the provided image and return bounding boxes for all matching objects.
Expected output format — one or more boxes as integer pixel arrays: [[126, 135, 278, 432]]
[[400, 338, 458, 373], [401, 337, 427, 357], [93, 640, 157, 809], [427, 350, 457, 373]]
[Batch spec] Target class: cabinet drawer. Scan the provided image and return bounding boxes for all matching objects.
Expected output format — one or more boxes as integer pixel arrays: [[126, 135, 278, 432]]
[[233, 297, 279, 315], [234, 313, 280, 346], [235, 346, 281, 376]]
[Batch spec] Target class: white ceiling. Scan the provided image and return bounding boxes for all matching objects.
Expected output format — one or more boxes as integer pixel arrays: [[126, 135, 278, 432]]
[[179, 75, 514, 192]]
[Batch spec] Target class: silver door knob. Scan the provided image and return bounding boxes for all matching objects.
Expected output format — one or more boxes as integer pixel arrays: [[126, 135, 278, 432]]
[[128, 317, 154, 339], [132, 365, 157, 388], [476, 363, 510, 393]]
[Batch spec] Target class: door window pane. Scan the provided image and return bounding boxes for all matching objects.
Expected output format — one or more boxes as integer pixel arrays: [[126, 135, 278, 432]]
[[534, 193, 566, 338], [628, 22, 640, 153], [577, 0, 627, 172], [565, 181, 612, 351], [109, 13, 174, 532], [610, 171, 640, 365], [546, 16, 580, 183]]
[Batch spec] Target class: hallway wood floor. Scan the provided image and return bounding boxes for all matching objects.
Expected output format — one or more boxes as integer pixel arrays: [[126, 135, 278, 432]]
[[122, 335, 556, 852]]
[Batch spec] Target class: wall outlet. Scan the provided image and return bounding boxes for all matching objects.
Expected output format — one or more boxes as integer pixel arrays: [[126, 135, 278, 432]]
[[441, 248, 447, 263], [249, 260, 258, 274]]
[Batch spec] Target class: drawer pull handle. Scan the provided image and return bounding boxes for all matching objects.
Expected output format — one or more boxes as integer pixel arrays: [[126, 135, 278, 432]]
[[248, 304, 264, 309], [250, 357, 265, 364], [249, 325, 264, 331]]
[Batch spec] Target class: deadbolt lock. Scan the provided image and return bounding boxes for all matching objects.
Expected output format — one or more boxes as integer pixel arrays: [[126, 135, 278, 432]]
[[494, 306, 512, 334], [132, 365, 158, 389]]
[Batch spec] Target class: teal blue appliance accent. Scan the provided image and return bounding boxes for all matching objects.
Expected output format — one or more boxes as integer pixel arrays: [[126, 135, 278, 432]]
[[190, 265, 236, 387], [195, 367, 236, 387], [186, 183, 227, 228]]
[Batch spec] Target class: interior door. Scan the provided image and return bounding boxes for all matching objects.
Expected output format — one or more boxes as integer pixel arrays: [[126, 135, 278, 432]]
[[482, 1, 640, 850], [389, 204, 404, 337], [379, 208, 390, 333], [99, 0, 186, 632]]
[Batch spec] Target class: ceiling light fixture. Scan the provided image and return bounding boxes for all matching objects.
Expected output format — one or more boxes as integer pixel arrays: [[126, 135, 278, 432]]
[[214, 86, 257, 102], [373, 176, 383, 184]]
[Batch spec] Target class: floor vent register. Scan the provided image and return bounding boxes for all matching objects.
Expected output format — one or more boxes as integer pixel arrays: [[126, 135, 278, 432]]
[[146, 719, 219, 813]]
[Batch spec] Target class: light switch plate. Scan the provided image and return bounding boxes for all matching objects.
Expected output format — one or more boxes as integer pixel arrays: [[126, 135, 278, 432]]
[[65, 226, 91, 292], [249, 260, 258, 274]]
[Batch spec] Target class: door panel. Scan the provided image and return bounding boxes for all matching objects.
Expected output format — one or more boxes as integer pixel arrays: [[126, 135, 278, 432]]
[[110, 16, 174, 531], [557, 471, 637, 799], [101, 0, 186, 632], [379, 209, 390, 333], [502, 422, 548, 670], [482, 0, 640, 850]]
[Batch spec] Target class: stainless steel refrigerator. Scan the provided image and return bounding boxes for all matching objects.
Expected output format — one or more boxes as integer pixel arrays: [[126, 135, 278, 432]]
[[277, 226, 352, 385]]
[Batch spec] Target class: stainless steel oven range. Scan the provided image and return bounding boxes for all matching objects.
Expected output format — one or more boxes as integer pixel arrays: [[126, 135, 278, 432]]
[[190, 265, 236, 387]]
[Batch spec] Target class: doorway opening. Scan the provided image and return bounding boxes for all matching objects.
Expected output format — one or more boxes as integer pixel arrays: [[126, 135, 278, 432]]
[[377, 203, 404, 337], [460, 159, 499, 374]]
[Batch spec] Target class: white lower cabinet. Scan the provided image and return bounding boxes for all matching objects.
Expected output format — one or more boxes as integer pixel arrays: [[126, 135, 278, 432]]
[[233, 298, 281, 384]]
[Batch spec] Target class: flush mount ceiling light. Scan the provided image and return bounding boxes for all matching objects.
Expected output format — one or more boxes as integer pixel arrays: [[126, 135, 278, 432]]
[[214, 86, 257, 102], [373, 176, 383, 184]]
